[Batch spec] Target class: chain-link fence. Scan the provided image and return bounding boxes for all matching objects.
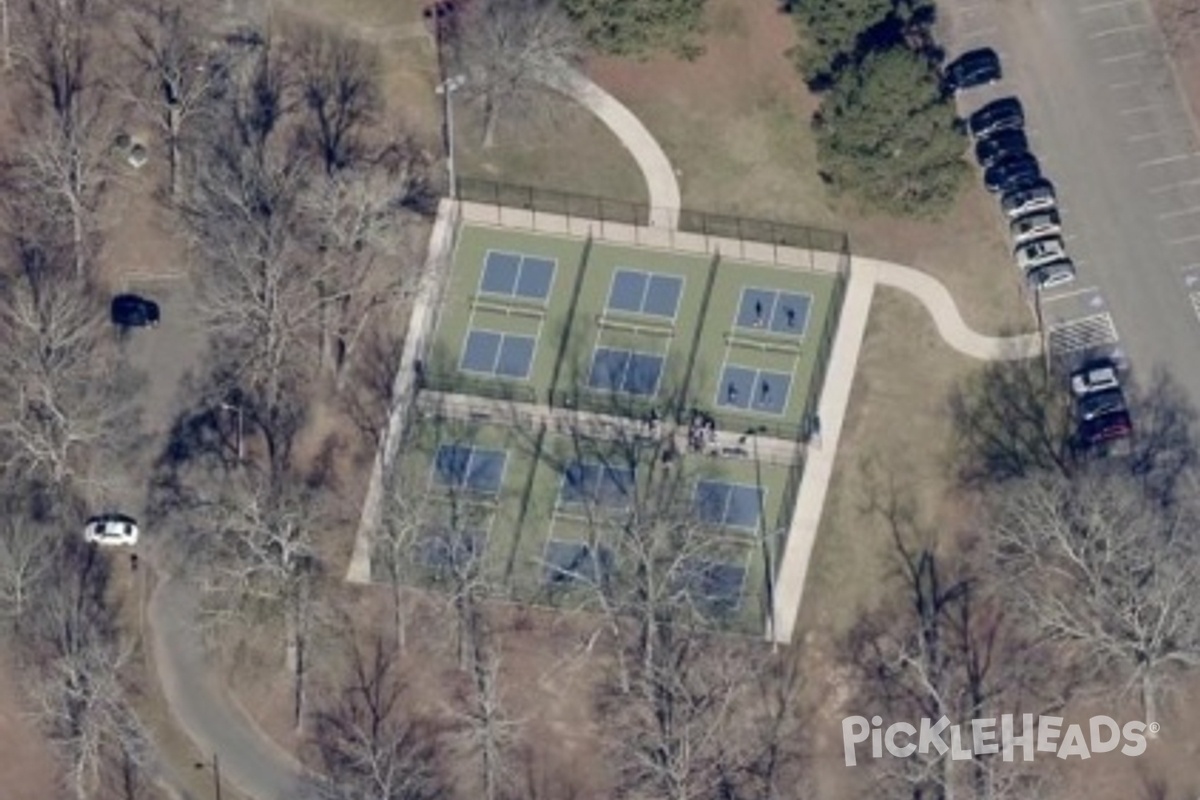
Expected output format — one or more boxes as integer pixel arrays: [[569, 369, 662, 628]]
[[457, 177, 850, 273]]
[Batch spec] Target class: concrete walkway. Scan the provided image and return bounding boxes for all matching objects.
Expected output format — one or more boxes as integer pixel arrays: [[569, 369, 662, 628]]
[[767, 256, 1039, 642], [538, 63, 682, 229]]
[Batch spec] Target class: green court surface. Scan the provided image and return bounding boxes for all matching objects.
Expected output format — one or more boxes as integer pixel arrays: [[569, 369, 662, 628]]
[[379, 413, 797, 632], [398, 220, 845, 631]]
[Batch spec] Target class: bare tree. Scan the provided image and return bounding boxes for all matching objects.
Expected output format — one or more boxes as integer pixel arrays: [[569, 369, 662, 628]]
[[990, 470, 1200, 728], [186, 469, 322, 729], [291, 24, 383, 175], [0, 507, 63, 636], [451, 648, 523, 800], [121, 0, 219, 200], [846, 469, 1061, 800], [299, 145, 428, 390], [22, 543, 151, 800], [0, 261, 141, 490], [13, 0, 113, 277], [306, 630, 446, 800], [450, 0, 582, 147]]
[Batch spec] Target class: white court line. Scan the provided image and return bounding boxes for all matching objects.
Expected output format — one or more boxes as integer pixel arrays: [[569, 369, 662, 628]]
[[1039, 285, 1102, 303], [1167, 233, 1200, 245], [1089, 23, 1147, 38], [1140, 153, 1194, 167], [1080, 0, 1130, 10], [1151, 178, 1200, 193], [1102, 51, 1146, 63], [1159, 206, 1200, 220], [1121, 104, 1159, 115]]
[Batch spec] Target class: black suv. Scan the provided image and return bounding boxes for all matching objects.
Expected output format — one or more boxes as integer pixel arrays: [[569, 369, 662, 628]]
[[968, 97, 1024, 139], [984, 152, 1041, 193], [111, 294, 160, 328], [943, 48, 1001, 92], [975, 129, 1029, 168]]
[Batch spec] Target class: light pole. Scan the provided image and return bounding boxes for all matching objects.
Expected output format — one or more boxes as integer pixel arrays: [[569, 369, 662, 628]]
[[1033, 283, 1051, 379], [194, 753, 222, 800], [436, 74, 466, 198], [219, 401, 243, 462]]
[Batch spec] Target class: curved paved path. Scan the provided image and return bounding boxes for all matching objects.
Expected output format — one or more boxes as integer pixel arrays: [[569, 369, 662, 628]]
[[857, 257, 1041, 360], [149, 578, 308, 800], [538, 64, 682, 229]]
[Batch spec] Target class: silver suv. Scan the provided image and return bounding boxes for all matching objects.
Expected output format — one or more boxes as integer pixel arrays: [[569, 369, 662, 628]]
[[1010, 210, 1062, 245], [1002, 181, 1056, 219]]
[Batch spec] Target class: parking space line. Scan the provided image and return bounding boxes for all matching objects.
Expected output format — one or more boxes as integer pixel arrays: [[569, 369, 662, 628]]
[[1140, 154, 1195, 167], [1151, 178, 1200, 193], [1039, 286, 1102, 303], [1102, 51, 1146, 64], [1080, 0, 1130, 11], [1167, 234, 1200, 245], [1121, 104, 1159, 115], [1089, 23, 1147, 38], [1110, 79, 1142, 89], [1158, 206, 1200, 219], [1129, 130, 1166, 142]]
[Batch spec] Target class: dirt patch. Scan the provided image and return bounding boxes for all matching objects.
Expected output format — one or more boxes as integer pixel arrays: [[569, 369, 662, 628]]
[[0, 653, 59, 800]]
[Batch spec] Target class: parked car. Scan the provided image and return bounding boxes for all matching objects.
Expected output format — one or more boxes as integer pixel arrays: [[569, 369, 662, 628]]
[[1077, 387, 1127, 421], [1025, 259, 1077, 290], [1002, 180, 1056, 218], [1078, 409, 1134, 448], [985, 152, 1041, 193], [975, 128, 1029, 168], [943, 48, 1002, 92], [1070, 358, 1120, 396], [1015, 235, 1067, 270], [1010, 209, 1062, 245], [111, 294, 160, 328], [968, 97, 1024, 138], [84, 513, 140, 546]]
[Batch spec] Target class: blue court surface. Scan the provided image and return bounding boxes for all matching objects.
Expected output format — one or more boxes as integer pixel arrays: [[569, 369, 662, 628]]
[[716, 365, 792, 414], [460, 330, 537, 379], [479, 251, 557, 301], [680, 558, 746, 611], [543, 540, 614, 585], [735, 288, 812, 336], [558, 462, 635, 508], [694, 480, 763, 531], [606, 269, 683, 320], [588, 347, 664, 396], [433, 444, 508, 494]]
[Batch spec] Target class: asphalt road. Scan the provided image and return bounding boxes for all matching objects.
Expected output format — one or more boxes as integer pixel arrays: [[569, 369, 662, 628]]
[[148, 579, 309, 800], [941, 0, 1200, 405]]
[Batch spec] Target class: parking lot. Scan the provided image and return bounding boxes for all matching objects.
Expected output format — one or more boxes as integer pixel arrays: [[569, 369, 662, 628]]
[[940, 0, 1200, 400]]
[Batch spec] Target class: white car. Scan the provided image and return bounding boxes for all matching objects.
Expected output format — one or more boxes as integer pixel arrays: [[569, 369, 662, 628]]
[[83, 513, 139, 546], [1071, 360, 1120, 397], [1015, 236, 1068, 271], [1026, 259, 1076, 290], [1010, 210, 1062, 246]]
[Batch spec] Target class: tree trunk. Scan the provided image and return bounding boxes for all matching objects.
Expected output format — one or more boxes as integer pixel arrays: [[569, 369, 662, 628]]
[[482, 96, 498, 149], [168, 106, 181, 202], [1143, 673, 1158, 737]]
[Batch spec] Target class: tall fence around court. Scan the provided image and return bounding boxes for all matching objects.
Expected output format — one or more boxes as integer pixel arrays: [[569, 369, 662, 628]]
[[456, 177, 851, 274]]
